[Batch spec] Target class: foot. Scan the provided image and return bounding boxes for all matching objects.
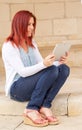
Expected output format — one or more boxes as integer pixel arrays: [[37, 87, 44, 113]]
[[23, 109, 48, 127], [40, 107, 59, 125]]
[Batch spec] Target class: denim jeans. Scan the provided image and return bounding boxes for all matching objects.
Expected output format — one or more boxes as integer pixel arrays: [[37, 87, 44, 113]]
[[10, 64, 70, 110]]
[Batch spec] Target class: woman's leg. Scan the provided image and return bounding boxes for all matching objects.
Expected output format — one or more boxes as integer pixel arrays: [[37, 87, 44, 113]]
[[26, 66, 59, 110], [10, 66, 59, 126], [10, 67, 53, 102], [10, 66, 58, 106], [39, 64, 70, 124], [41, 64, 70, 108]]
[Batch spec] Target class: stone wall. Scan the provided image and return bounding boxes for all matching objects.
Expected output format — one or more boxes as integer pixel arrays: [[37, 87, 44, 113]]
[[0, 0, 82, 48]]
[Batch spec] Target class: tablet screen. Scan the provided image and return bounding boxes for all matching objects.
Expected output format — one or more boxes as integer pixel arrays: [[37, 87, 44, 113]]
[[53, 43, 71, 60]]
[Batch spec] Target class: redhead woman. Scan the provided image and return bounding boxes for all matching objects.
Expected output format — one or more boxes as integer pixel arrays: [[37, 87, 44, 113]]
[[2, 10, 70, 127]]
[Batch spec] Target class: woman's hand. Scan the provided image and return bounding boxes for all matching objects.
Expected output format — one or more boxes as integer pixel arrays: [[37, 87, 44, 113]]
[[43, 54, 55, 67], [59, 52, 69, 64]]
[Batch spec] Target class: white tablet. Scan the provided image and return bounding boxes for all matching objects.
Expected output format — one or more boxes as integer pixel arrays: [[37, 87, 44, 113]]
[[52, 43, 71, 60]]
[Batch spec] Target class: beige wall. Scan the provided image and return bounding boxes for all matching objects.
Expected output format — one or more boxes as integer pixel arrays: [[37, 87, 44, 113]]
[[0, 0, 82, 48]]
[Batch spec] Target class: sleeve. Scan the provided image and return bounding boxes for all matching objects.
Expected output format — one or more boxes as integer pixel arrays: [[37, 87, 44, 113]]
[[2, 43, 46, 77], [53, 61, 60, 66]]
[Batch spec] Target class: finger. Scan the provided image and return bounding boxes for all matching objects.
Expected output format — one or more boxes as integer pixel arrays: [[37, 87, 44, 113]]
[[60, 56, 66, 60], [45, 54, 55, 60], [65, 51, 69, 57]]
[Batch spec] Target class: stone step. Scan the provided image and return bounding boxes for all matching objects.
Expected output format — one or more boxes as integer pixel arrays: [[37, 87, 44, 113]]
[[60, 67, 82, 93], [0, 67, 82, 117], [0, 92, 82, 117]]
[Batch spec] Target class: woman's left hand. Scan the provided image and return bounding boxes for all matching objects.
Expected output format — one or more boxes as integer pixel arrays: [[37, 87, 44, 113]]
[[59, 52, 69, 64]]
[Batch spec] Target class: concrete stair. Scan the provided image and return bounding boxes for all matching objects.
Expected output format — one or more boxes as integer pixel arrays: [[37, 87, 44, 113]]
[[0, 44, 82, 117]]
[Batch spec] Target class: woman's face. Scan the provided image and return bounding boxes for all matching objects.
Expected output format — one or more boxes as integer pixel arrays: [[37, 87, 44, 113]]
[[27, 17, 34, 37]]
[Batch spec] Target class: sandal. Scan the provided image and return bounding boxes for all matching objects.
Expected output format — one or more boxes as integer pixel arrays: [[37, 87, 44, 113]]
[[40, 107, 59, 125], [45, 116, 59, 125], [23, 110, 48, 127]]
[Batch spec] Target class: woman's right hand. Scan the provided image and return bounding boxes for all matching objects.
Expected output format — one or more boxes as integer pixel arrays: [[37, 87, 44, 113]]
[[43, 54, 55, 67]]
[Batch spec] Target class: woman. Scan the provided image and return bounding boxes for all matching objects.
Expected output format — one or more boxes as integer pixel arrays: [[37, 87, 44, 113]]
[[2, 10, 70, 127]]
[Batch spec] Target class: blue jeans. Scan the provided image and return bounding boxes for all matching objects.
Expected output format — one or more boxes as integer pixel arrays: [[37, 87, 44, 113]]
[[10, 64, 70, 110]]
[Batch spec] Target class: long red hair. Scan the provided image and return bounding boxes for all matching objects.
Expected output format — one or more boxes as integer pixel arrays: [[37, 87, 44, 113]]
[[6, 10, 36, 47]]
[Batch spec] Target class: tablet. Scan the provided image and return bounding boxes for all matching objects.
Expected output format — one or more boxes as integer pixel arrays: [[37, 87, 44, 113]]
[[52, 43, 71, 60]]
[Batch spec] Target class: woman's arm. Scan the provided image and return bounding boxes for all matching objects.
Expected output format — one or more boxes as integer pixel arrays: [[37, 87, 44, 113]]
[[2, 42, 46, 77]]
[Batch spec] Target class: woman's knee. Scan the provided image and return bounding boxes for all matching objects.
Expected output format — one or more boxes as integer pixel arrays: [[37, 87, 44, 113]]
[[59, 64, 70, 77], [47, 65, 59, 79]]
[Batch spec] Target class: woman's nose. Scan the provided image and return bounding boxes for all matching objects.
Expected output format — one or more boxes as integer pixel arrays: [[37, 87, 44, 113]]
[[30, 25, 34, 30]]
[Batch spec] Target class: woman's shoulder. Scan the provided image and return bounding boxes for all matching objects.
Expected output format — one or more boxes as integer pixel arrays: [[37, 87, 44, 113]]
[[3, 41, 13, 48], [2, 41, 17, 50], [2, 41, 19, 55]]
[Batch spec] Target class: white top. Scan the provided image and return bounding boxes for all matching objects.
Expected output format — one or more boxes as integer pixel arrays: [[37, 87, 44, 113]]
[[2, 40, 59, 96]]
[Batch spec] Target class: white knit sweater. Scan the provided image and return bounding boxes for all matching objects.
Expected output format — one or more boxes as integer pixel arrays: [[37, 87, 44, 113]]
[[2, 40, 59, 96]]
